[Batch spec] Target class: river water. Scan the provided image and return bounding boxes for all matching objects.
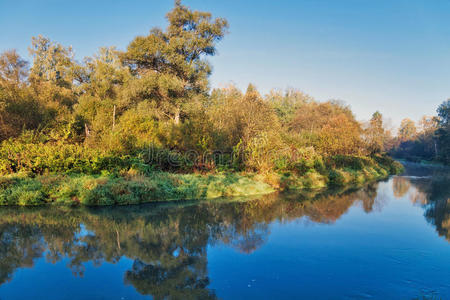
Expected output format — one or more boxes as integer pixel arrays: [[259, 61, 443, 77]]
[[0, 163, 449, 299]]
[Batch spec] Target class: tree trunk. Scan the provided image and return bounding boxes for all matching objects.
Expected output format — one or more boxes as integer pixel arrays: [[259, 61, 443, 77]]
[[174, 108, 180, 125], [434, 140, 438, 158], [84, 123, 90, 137], [112, 105, 116, 130]]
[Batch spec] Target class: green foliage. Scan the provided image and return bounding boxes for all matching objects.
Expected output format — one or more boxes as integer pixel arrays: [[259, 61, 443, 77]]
[[0, 136, 145, 175], [120, 0, 228, 124], [0, 1, 408, 206], [390, 101, 450, 166], [266, 89, 312, 124], [372, 155, 404, 174], [325, 155, 402, 187], [328, 169, 346, 186], [365, 111, 386, 154], [288, 100, 364, 156], [0, 172, 274, 206], [327, 155, 373, 171], [436, 100, 450, 164], [0, 176, 46, 206], [140, 146, 193, 172]]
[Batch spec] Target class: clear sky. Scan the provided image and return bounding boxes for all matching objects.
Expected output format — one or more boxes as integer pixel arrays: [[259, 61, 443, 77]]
[[1, 0, 450, 126]]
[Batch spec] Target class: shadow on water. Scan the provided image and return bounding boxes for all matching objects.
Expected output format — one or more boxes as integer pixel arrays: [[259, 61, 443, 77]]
[[0, 164, 449, 299]]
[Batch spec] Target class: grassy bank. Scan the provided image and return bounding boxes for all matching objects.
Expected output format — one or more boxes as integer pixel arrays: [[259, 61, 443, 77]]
[[0, 172, 274, 206], [0, 155, 403, 206], [261, 154, 403, 190]]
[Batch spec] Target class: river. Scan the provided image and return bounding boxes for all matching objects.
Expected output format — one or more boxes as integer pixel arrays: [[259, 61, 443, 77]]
[[0, 163, 449, 299]]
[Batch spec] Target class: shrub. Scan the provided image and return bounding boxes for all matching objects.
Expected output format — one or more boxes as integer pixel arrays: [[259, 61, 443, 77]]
[[0, 137, 157, 175], [0, 177, 46, 206], [140, 146, 193, 172], [328, 169, 346, 186], [327, 155, 374, 171], [372, 154, 404, 174]]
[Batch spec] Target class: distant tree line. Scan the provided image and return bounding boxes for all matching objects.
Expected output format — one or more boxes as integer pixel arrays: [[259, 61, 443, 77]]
[[388, 101, 450, 165]]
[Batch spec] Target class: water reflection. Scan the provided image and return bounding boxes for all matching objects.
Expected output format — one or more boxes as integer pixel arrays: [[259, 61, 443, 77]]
[[0, 166, 449, 299], [0, 183, 384, 298], [391, 163, 450, 241], [412, 179, 450, 241]]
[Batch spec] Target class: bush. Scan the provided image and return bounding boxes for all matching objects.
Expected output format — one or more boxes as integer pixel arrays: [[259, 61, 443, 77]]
[[372, 154, 404, 174], [328, 169, 346, 186], [313, 158, 327, 174], [0, 176, 46, 206], [327, 155, 374, 170], [0, 137, 174, 175], [140, 146, 193, 172]]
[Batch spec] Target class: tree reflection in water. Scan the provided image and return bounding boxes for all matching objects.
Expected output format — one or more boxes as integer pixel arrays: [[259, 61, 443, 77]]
[[412, 175, 450, 242], [391, 164, 450, 242], [1, 176, 449, 299]]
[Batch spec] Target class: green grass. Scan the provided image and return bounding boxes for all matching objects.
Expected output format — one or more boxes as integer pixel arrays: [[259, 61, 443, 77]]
[[0, 155, 403, 207], [0, 172, 275, 206], [273, 156, 403, 191]]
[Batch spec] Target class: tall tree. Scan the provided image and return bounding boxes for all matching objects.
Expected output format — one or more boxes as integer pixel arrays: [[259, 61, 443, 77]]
[[121, 0, 228, 124], [365, 111, 385, 154], [437, 100, 450, 126], [28, 35, 78, 118], [29, 35, 75, 85], [418, 115, 439, 158], [0, 50, 44, 140], [436, 100, 450, 164], [0, 50, 28, 92], [398, 118, 417, 142], [265, 89, 312, 125], [75, 47, 131, 138]]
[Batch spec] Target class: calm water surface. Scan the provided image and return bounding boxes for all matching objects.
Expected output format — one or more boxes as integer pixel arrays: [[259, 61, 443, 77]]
[[0, 163, 450, 299]]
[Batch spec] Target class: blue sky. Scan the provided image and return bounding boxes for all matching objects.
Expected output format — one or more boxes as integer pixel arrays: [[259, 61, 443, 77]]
[[1, 0, 450, 126]]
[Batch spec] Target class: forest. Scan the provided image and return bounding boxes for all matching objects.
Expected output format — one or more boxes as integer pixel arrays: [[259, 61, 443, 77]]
[[388, 101, 450, 164], [5, 1, 447, 206]]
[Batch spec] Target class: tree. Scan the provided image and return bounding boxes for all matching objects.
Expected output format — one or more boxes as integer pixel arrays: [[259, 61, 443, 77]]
[[365, 111, 385, 154], [398, 118, 417, 142], [0, 50, 44, 141], [121, 0, 228, 124], [417, 115, 439, 159], [0, 50, 28, 93], [391, 115, 441, 162], [436, 100, 450, 164], [437, 100, 450, 127], [28, 35, 79, 121], [265, 88, 312, 125], [28, 35, 75, 85], [75, 47, 132, 140], [418, 115, 439, 135], [208, 85, 281, 145], [318, 112, 363, 156], [289, 100, 363, 155]]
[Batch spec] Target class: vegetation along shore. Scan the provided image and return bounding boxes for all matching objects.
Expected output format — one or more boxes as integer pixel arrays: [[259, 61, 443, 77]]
[[10, 1, 450, 206]]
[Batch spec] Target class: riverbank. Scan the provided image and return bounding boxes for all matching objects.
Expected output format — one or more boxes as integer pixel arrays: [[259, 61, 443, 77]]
[[0, 155, 403, 206]]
